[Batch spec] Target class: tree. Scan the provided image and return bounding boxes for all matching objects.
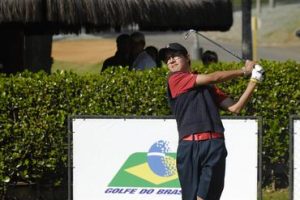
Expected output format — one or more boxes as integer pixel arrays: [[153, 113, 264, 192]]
[[242, 0, 253, 60]]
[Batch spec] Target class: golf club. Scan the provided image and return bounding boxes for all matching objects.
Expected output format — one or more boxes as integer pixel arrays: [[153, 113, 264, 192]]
[[184, 29, 245, 62]]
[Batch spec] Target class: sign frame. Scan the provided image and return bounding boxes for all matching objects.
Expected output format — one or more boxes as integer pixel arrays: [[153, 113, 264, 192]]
[[67, 115, 262, 200], [290, 115, 300, 200]]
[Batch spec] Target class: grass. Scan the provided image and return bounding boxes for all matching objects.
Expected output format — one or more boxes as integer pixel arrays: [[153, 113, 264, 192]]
[[51, 60, 101, 75], [263, 188, 288, 200], [51, 60, 207, 75]]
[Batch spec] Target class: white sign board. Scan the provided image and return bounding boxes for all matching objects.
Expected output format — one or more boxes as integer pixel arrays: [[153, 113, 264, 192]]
[[294, 119, 300, 200], [71, 118, 258, 200]]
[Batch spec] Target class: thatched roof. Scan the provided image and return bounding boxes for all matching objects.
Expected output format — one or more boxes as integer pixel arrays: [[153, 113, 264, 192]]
[[0, 0, 233, 34]]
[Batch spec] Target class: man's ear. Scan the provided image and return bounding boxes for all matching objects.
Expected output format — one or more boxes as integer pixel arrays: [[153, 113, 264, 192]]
[[187, 54, 191, 65]]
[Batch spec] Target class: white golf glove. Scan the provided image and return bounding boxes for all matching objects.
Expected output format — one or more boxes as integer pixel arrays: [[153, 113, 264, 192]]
[[251, 64, 265, 83]]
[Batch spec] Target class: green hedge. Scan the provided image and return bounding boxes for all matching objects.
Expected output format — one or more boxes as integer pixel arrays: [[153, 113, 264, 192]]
[[0, 60, 299, 192]]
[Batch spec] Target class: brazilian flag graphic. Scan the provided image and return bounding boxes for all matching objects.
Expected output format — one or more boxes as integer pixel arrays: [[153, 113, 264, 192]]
[[109, 140, 180, 188]]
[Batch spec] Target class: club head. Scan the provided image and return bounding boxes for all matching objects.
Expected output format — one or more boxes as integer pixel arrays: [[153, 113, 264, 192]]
[[184, 29, 196, 40]]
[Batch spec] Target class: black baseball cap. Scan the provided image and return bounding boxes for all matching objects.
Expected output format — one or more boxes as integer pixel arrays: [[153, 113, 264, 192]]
[[159, 43, 188, 61]]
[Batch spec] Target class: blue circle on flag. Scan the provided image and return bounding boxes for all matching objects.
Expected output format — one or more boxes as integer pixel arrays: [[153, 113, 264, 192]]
[[147, 140, 176, 177]]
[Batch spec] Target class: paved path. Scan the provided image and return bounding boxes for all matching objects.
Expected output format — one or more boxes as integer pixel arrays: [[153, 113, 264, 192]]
[[101, 3, 300, 62], [96, 31, 300, 62], [144, 32, 300, 62], [57, 3, 300, 63]]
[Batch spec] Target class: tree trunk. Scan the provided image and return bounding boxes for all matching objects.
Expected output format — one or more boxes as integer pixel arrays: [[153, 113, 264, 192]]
[[269, 0, 276, 8], [24, 34, 53, 74], [0, 28, 53, 74], [0, 29, 25, 74], [242, 0, 253, 60]]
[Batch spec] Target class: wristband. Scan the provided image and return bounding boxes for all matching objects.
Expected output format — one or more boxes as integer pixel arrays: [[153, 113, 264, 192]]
[[250, 78, 260, 83]]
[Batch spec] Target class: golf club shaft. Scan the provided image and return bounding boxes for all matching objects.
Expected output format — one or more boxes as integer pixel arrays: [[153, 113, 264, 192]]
[[185, 29, 245, 62]]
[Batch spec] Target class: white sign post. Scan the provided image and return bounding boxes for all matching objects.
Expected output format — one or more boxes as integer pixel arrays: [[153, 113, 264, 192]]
[[69, 117, 260, 200], [291, 116, 300, 200]]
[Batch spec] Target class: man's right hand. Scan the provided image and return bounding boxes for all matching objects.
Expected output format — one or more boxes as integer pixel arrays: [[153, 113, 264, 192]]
[[242, 60, 256, 76], [251, 64, 265, 83]]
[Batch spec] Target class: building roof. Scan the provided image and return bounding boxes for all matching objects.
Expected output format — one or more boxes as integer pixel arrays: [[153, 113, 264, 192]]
[[0, 0, 233, 34]]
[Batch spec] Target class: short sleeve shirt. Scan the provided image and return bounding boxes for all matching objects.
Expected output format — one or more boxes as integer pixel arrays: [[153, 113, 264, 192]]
[[168, 71, 228, 106], [132, 51, 156, 70]]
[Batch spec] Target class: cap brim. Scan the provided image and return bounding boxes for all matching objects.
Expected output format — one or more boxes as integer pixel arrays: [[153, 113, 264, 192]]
[[159, 48, 178, 61]]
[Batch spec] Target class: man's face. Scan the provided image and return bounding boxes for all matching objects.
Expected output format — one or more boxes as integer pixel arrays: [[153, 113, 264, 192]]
[[118, 39, 131, 54], [165, 50, 190, 72], [131, 41, 145, 56]]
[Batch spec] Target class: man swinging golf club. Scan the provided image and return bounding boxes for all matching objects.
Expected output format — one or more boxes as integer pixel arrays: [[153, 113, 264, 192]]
[[159, 43, 264, 200]]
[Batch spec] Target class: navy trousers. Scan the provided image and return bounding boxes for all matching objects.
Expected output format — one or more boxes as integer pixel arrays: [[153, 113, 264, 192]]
[[176, 138, 227, 200]]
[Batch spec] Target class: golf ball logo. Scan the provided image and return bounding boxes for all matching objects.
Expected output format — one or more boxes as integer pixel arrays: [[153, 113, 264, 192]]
[[147, 140, 177, 177]]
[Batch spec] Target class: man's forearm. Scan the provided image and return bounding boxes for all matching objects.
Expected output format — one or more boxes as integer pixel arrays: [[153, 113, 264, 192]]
[[195, 69, 244, 85], [227, 80, 257, 113]]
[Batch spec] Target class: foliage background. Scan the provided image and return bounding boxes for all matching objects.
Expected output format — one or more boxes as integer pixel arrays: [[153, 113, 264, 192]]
[[0, 60, 299, 197]]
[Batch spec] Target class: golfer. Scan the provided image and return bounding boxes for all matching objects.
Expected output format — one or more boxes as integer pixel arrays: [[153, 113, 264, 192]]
[[159, 43, 264, 200]]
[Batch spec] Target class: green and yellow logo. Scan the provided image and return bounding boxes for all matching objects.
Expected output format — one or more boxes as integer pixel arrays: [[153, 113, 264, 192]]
[[108, 140, 180, 188]]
